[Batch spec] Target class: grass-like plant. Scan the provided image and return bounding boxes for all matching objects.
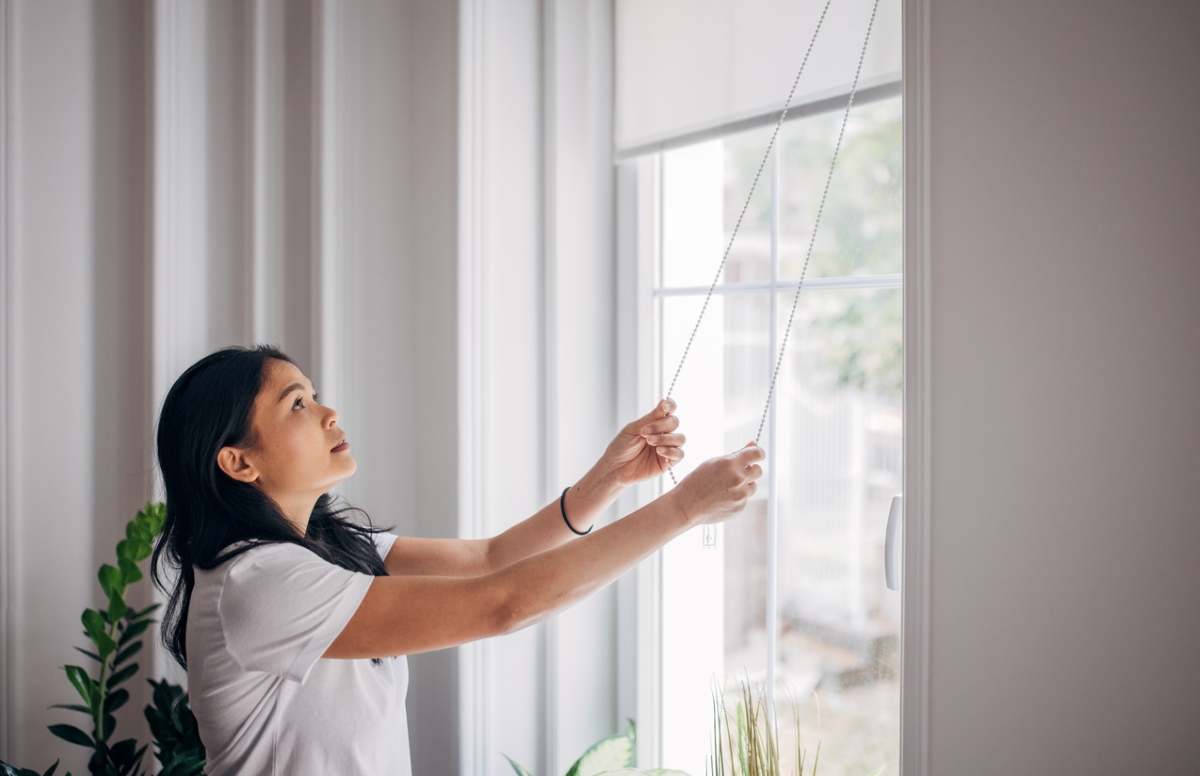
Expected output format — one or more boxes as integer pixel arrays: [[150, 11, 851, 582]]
[[707, 679, 882, 776]]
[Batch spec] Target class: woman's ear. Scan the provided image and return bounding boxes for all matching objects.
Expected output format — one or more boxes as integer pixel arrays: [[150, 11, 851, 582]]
[[217, 446, 259, 483]]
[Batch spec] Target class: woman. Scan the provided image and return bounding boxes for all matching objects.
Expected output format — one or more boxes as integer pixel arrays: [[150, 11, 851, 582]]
[[152, 345, 763, 775]]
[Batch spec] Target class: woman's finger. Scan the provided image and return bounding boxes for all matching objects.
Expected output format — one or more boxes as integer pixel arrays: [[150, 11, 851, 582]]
[[626, 399, 675, 433], [644, 433, 685, 448], [640, 414, 680, 436], [735, 443, 765, 466], [655, 446, 685, 462]]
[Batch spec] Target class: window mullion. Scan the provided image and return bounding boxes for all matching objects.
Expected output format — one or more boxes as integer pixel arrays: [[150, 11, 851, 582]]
[[765, 142, 781, 725]]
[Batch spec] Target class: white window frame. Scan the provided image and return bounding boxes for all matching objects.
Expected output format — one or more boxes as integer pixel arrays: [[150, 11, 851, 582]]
[[614, 75, 923, 770]]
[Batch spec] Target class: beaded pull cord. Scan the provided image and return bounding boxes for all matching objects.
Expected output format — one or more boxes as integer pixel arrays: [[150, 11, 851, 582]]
[[660, 0, 882, 549]]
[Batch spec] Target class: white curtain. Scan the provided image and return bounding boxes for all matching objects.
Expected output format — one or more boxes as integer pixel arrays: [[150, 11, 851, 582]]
[[614, 0, 901, 150]]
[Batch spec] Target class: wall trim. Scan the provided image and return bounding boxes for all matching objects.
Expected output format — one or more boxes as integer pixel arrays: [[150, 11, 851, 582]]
[[0, 0, 20, 758], [900, 0, 931, 773], [311, 0, 341, 407], [458, 0, 490, 771], [539, 0, 559, 772], [150, 0, 209, 685], [248, 0, 268, 344]]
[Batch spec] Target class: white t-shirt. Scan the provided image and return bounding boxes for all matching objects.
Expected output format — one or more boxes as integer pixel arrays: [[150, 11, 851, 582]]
[[187, 532, 411, 776]]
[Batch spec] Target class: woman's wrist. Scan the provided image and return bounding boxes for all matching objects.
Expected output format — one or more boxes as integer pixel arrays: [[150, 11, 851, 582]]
[[661, 488, 695, 532], [561, 465, 625, 533], [580, 461, 626, 504]]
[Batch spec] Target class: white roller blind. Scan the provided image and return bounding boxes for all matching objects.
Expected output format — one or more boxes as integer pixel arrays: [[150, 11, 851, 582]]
[[614, 0, 901, 151]]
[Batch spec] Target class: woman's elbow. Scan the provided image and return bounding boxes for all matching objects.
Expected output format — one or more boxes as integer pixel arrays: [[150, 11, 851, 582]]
[[484, 576, 546, 637]]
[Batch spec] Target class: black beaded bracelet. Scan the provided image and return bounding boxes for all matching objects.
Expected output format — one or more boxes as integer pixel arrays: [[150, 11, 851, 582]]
[[560, 486, 592, 536]]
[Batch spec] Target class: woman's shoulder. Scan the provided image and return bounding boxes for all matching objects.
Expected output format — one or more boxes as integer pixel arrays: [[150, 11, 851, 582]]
[[196, 540, 321, 582]]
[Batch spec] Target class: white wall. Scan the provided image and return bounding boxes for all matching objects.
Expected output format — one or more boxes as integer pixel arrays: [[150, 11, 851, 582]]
[[0, 1, 462, 773], [458, 0, 619, 773], [908, 0, 1200, 772], [1, 2, 156, 770], [1, 0, 622, 773]]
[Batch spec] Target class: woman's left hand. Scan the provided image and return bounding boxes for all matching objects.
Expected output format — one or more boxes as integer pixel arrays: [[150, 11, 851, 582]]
[[601, 399, 685, 487]]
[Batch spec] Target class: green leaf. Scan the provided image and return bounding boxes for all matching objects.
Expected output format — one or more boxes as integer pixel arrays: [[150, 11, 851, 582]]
[[566, 721, 636, 776], [866, 768, 885, 776], [81, 609, 117, 657], [95, 632, 117, 660], [73, 646, 102, 664], [99, 713, 116, 742], [110, 739, 146, 776], [107, 739, 138, 766], [125, 517, 151, 545], [63, 665, 97, 709], [158, 754, 206, 776], [142, 502, 167, 536], [107, 590, 128, 623], [122, 537, 151, 563], [49, 704, 92, 715], [48, 724, 92, 747], [112, 641, 141, 667], [97, 565, 123, 600], [81, 609, 106, 643], [0, 760, 62, 776], [117, 619, 150, 646], [108, 663, 138, 688], [117, 558, 142, 586], [104, 688, 130, 713], [125, 602, 160, 622], [501, 755, 532, 776]]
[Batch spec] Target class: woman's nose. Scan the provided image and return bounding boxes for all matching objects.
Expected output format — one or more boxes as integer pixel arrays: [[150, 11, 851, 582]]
[[325, 406, 339, 427]]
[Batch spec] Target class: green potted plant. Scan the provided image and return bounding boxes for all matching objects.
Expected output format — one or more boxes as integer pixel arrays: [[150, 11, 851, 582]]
[[0, 503, 205, 776], [503, 721, 687, 776]]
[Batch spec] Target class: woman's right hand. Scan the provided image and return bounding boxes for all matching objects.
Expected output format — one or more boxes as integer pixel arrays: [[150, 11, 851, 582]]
[[667, 443, 765, 527]]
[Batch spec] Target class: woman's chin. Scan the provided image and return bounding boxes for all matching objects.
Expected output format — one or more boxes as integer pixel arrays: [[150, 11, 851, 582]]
[[328, 456, 358, 485]]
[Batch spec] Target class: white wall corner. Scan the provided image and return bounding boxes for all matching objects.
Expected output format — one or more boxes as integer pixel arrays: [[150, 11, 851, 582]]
[[0, 0, 19, 759], [458, 0, 491, 771], [311, 0, 341, 410], [900, 0, 930, 773]]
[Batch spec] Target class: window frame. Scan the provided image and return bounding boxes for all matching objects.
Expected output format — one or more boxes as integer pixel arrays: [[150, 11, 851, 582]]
[[614, 78, 909, 770]]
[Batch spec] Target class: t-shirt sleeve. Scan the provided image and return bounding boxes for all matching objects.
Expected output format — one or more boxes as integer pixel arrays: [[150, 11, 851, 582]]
[[371, 531, 398, 562], [218, 543, 375, 683]]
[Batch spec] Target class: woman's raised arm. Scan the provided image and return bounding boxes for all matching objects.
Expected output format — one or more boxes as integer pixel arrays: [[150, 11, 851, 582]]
[[324, 444, 763, 659], [379, 400, 686, 578]]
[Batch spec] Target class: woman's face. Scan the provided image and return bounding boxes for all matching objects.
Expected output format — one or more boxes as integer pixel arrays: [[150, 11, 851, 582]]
[[225, 358, 356, 503]]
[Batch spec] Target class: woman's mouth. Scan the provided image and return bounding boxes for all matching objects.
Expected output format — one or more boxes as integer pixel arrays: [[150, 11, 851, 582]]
[[331, 436, 350, 454]]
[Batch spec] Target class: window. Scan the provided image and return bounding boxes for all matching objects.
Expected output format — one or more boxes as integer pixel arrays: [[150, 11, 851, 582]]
[[632, 95, 902, 775]]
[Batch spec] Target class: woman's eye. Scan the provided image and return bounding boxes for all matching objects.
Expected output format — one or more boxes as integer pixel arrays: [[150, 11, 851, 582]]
[[292, 397, 304, 410]]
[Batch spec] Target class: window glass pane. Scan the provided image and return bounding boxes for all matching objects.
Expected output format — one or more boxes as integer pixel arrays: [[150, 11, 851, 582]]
[[722, 126, 775, 284], [774, 286, 901, 776], [660, 125, 774, 289], [661, 141, 725, 289], [652, 101, 900, 776], [780, 98, 901, 280], [656, 291, 772, 776]]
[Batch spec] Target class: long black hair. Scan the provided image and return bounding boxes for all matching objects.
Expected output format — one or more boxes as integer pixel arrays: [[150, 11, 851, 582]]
[[151, 345, 388, 669]]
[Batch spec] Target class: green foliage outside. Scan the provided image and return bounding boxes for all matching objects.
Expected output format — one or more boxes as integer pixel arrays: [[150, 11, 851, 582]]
[[0, 503, 205, 776], [504, 721, 688, 776], [725, 99, 903, 403]]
